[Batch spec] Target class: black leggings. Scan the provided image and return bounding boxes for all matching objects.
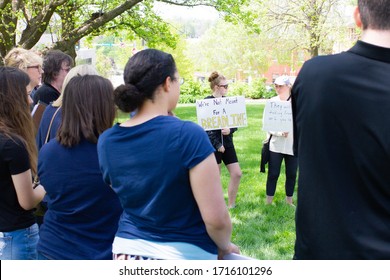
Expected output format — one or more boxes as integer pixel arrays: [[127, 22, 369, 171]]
[[266, 151, 298, 197]]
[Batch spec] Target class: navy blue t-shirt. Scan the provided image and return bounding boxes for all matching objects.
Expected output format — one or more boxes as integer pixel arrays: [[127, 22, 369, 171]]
[[36, 104, 62, 151], [98, 116, 217, 254], [37, 139, 122, 259]]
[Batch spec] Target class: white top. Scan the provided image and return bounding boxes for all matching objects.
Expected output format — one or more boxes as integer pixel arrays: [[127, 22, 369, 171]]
[[113, 237, 217, 260], [266, 96, 294, 156]]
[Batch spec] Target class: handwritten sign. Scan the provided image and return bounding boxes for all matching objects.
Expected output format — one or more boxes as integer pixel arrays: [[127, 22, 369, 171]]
[[262, 100, 293, 132], [196, 96, 247, 131]]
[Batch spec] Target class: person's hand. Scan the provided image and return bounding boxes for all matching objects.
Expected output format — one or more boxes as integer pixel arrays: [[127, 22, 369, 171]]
[[282, 132, 289, 137], [221, 128, 230, 135], [218, 243, 240, 260], [218, 145, 225, 153]]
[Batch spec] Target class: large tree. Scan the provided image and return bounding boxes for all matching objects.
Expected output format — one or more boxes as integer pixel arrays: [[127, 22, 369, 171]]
[[257, 0, 352, 57], [0, 0, 254, 60]]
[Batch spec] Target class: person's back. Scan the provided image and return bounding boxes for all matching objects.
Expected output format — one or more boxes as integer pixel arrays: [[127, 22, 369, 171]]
[[37, 75, 121, 260], [99, 116, 217, 256], [292, 0, 390, 259], [38, 138, 121, 259]]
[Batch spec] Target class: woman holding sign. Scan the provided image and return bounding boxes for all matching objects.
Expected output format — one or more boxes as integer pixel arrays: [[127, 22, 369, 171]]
[[205, 71, 242, 209], [265, 76, 298, 206]]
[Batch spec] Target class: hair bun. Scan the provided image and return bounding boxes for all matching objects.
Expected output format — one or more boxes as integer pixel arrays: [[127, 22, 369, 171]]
[[114, 83, 142, 113], [208, 71, 219, 82]]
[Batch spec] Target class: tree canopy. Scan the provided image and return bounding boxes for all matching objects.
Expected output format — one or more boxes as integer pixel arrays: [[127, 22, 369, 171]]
[[0, 0, 255, 60]]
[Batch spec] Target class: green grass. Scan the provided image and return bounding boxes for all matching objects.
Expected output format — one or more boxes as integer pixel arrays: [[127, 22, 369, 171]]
[[116, 103, 296, 260]]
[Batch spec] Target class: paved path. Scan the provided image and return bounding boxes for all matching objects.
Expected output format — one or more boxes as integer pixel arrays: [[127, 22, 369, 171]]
[[245, 98, 267, 104]]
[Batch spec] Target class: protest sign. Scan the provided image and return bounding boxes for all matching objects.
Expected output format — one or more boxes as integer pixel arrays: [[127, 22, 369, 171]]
[[262, 100, 293, 132], [196, 96, 247, 131]]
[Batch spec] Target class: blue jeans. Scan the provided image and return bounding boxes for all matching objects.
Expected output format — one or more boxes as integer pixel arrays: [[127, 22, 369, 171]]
[[0, 223, 39, 260]]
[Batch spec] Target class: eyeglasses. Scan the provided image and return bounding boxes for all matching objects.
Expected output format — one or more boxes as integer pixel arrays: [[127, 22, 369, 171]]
[[174, 77, 184, 85], [27, 65, 42, 71], [218, 84, 229, 89], [275, 84, 285, 88]]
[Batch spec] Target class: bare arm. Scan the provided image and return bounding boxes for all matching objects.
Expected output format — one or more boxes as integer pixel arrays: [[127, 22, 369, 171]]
[[190, 154, 239, 258], [12, 170, 46, 210]]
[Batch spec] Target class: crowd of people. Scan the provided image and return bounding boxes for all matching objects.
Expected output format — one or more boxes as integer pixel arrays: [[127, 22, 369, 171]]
[[0, 0, 389, 260], [0, 47, 240, 260]]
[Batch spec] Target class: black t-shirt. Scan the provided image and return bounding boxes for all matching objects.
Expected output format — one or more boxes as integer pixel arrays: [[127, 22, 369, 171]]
[[0, 133, 35, 231], [292, 41, 390, 259], [32, 83, 60, 106]]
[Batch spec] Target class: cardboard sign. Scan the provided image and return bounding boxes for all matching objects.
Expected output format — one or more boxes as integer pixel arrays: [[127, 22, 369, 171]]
[[262, 100, 293, 132], [196, 96, 247, 131]]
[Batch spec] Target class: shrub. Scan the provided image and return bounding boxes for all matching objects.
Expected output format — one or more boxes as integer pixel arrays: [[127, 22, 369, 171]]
[[179, 80, 210, 104], [246, 78, 268, 99], [229, 81, 249, 97], [179, 78, 276, 104]]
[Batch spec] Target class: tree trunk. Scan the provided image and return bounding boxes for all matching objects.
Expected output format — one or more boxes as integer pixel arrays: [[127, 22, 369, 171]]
[[53, 40, 78, 61]]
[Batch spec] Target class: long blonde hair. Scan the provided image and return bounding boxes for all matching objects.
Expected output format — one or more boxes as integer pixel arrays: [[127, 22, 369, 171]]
[[0, 67, 38, 175], [52, 64, 98, 107]]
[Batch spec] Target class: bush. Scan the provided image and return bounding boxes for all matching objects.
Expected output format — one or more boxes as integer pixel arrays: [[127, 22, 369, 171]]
[[229, 81, 249, 97], [244, 78, 276, 99], [247, 78, 268, 99], [179, 78, 276, 104], [179, 80, 210, 104]]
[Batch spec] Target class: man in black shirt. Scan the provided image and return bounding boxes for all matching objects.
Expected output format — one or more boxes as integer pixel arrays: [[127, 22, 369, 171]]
[[32, 50, 73, 106], [292, 0, 390, 259]]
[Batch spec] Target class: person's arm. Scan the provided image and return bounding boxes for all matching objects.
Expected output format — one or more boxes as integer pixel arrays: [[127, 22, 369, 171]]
[[222, 127, 237, 135], [12, 170, 46, 210], [206, 130, 222, 150], [190, 154, 239, 259], [269, 131, 285, 137]]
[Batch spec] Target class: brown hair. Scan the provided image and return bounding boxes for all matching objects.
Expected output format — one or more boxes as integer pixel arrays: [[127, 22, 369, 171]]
[[0, 67, 38, 175], [358, 0, 390, 30], [42, 50, 74, 84], [208, 71, 226, 90], [57, 75, 115, 147]]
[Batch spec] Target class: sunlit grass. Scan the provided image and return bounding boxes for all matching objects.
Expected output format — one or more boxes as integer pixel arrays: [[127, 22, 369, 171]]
[[116, 103, 296, 260]]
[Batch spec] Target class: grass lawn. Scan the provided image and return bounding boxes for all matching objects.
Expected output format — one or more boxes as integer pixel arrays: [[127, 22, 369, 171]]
[[116, 102, 296, 260]]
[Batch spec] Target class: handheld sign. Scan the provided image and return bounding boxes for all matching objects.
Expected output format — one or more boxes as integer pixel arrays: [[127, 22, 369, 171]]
[[262, 100, 293, 132], [196, 96, 247, 131]]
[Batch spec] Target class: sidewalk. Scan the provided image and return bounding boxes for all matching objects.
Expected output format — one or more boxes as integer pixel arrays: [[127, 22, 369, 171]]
[[245, 98, 267, 104]]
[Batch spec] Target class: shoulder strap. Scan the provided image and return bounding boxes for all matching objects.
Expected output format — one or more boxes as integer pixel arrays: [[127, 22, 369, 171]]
[[44, 107, 61, 144]]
